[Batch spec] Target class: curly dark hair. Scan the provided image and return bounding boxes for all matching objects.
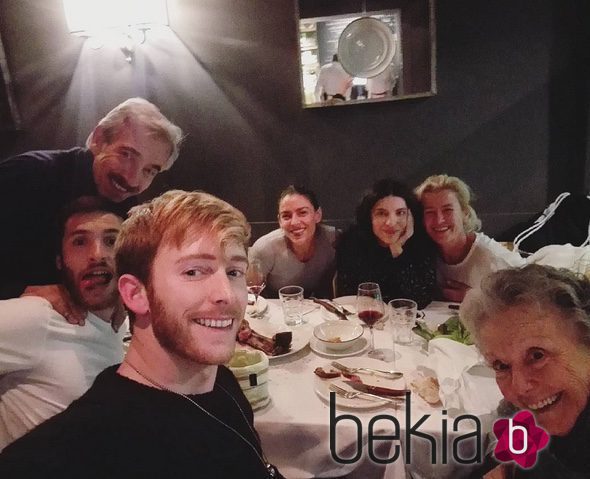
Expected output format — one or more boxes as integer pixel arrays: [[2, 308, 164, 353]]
[[355, 178, 424, 235], [55, 196, 123, 255]]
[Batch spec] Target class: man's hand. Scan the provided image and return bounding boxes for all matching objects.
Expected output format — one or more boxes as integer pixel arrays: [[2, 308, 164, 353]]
[[22, 284, 86, 325], [389, 210, 414, 257], [441, 278, 470, 302]]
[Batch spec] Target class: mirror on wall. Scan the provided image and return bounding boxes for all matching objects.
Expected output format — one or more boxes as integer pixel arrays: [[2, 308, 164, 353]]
[[296, 0, 436, 108]]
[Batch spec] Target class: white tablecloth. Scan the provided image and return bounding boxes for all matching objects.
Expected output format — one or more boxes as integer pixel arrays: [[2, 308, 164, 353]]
[[252, 300, 502, 479]]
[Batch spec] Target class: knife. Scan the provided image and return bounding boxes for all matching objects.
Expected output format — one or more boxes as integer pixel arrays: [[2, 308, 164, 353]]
[[310, 297, 348, 320], [331, 361, 403, 379], [343, 380, 409, 398]]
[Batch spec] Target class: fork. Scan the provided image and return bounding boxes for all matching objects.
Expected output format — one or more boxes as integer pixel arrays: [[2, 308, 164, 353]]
[[331, 361, 403, 379], [329, 384, 401, 405]]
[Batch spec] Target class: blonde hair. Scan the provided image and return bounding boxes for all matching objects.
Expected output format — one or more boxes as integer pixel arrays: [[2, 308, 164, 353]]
[[86, 98, 183, 170], [415, 174, 482, 233], [115, 190, 251, 287]]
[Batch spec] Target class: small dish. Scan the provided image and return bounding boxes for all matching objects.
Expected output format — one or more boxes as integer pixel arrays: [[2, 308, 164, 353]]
[[309, 336, 368, 358], [313, 321, 364, 351]]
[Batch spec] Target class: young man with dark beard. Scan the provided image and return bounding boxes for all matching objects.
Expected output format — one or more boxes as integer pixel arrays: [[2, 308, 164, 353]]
[[0, 190, 282, 478], [0, 196, 126, 451]]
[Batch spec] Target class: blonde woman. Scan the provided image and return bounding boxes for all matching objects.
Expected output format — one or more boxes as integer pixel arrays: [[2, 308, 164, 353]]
[[415, 175, 524, 302]]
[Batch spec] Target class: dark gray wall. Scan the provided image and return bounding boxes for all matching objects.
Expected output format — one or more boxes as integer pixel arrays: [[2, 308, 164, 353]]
[[0, 0, 588, 241]]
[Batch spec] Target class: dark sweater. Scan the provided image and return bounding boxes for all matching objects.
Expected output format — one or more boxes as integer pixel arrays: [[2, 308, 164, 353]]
[[0, 365, 278, 478], [0, 148, 135, 298], [336, 226, 436, 308]]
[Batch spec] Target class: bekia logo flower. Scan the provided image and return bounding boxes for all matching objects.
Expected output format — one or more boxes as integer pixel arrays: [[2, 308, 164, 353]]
[[493, 410, 550, 469]]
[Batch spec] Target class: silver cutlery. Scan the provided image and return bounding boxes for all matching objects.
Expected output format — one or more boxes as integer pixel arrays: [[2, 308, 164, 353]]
[[326, 299, 354, 316], [331, 361, 403, 379], [329, 384, 402, 404]]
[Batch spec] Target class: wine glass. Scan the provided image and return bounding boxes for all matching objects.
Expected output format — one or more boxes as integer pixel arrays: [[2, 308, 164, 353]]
[[356, 282, 385, 359], [246, 261, 266, 316]]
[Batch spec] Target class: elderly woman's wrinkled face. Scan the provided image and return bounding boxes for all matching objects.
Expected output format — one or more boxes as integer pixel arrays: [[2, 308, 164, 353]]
[[479, 303, 590, 436]]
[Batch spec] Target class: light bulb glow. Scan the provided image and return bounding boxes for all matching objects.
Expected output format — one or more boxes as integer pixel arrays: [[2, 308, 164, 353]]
[[62, 0, 168, 34]]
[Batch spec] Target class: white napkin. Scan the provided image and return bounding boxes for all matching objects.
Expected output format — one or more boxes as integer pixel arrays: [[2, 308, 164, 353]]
[[525, 244, 590, 272], [421, 338, 503, 416]]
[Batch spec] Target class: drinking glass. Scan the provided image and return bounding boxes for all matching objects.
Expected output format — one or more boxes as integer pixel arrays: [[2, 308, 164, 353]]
[[278, 285, 305, 326], [389, 298, 419, 345], [246, 261, 266, 315], [356, 282, 385, 359]]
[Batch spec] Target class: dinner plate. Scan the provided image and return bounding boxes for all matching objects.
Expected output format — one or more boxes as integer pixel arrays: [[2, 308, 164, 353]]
[[314, 357, 406, 409], [332, 296, 357, 312], [241, 315, 312, 361], [246, 295, 268, 317], [338, 17, 396, 78], [309, 335, 368, 358]]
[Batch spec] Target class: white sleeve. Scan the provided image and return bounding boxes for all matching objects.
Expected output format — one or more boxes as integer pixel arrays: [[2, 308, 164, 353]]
[[489, 241, 526, 269], [0, 297, 52, 374]]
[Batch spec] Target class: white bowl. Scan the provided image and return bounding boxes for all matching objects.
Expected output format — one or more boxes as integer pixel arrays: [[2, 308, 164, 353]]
[[313, 322, 364, 351]]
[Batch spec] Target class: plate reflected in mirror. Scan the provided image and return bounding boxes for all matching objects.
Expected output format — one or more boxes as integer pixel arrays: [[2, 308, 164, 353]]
[[297, 0, 436, 108]]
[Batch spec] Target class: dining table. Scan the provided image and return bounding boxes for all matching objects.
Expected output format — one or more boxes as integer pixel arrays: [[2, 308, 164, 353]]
[[244, 298, 503, 479]]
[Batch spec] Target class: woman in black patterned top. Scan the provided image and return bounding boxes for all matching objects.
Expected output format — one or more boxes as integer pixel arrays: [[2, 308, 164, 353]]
[[336, 178, 436, 308]]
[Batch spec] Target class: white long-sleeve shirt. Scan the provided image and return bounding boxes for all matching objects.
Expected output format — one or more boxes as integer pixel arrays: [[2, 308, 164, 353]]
[[0, 297, 126, 450]]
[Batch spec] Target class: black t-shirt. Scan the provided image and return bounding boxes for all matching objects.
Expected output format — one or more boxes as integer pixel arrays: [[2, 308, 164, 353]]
[[0, 365, 278, 478]]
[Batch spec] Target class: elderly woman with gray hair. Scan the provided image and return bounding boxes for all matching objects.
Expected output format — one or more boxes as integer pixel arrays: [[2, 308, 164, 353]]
[[415, 174, 524, 302], [460, 264, 590, 478]]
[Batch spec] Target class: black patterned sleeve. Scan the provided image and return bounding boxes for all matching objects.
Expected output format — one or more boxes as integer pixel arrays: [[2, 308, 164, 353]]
[[398, 251, 436, 309]]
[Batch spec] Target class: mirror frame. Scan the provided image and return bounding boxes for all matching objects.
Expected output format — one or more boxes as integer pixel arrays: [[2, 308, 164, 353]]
[[296, 0, 436, 108]]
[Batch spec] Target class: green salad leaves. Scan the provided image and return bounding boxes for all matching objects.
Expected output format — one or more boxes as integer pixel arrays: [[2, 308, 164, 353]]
[[412, 315, 473, 345]]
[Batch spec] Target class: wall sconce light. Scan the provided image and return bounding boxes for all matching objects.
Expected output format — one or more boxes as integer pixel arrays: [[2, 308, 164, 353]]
[[62, 0, 169, 62]]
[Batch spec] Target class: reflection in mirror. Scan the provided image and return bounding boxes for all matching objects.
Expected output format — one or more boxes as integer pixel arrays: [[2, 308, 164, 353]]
[[297, 0, 436, 108]]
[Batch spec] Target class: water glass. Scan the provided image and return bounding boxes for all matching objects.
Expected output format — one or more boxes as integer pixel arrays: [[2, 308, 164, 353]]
[[389, 299, 418, 345], [278, 286, 305, 326]]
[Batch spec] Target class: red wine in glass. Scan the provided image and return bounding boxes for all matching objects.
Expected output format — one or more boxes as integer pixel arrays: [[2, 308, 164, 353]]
[[358, 309, 384, 327], [357, 282, 384, 358]]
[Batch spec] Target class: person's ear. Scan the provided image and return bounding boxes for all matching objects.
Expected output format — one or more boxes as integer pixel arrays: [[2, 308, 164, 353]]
[[56, 255, 63, 271], [88, 126, 106, 155], [118, 274, 150, 316], [315, 207, 323, 223]]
